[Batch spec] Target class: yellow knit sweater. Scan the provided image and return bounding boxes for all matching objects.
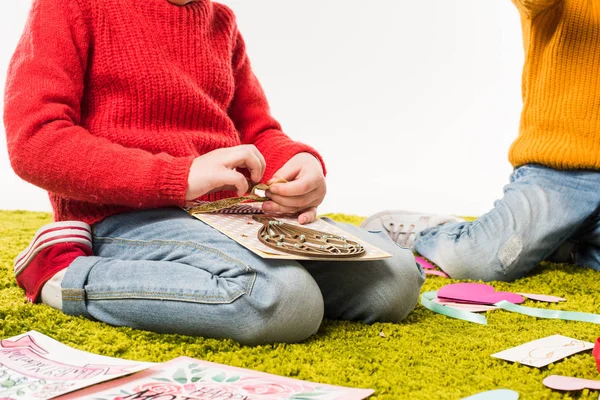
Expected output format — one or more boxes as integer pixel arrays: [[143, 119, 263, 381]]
[[509, 0, 600, 169]]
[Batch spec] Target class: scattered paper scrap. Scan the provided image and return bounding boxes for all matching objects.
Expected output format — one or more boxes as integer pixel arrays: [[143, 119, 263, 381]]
[[462, 389, 519, 399], [425, 270, 450, 278], [416, 256, 450, 278], [415, 256, 436, 269], [517, 293, 566, 303], [543, 375, 600, 391], [491, 335, 594, 368]]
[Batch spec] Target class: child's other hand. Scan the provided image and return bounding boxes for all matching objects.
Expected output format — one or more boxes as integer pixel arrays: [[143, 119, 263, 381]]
[[263, 153, 326, 224], [185, 145, 266, 201]]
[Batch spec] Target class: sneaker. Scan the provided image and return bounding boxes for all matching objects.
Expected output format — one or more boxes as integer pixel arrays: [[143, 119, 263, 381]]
[[14, 221, 93, 303], [360, 210, 464, 249]]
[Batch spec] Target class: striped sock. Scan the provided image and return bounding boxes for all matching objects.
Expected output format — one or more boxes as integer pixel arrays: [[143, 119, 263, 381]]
[[14, 222, 93, 303]]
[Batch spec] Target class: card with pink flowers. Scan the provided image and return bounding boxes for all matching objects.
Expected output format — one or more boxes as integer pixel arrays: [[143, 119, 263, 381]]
[[0, 331, 154, 400], [59, 356, 374, 400]]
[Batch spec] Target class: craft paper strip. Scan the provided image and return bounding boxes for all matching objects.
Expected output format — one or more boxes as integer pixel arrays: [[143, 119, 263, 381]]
[[420, 291, 487, 325], [543, 375, 600, 391], [193, 213, 392, 261], [462, 389, 519, 399], [496, 301, 600, 324], [59, 356, 374, 400], [491, 335, 594, 368], [0, 331, 154, 399]]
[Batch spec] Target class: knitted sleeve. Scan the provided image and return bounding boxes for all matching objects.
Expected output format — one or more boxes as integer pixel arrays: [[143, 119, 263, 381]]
[[511, 0, 562, 18], [227, 28, 327, 182], [4, 0, 193, 208]]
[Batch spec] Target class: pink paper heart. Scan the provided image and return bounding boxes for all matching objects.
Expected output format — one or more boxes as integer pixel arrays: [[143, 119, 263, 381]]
[[437, 283, 525, 306]]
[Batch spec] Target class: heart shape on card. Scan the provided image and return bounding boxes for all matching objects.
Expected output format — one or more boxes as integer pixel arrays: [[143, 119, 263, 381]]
[[437, 283, 525, 305]]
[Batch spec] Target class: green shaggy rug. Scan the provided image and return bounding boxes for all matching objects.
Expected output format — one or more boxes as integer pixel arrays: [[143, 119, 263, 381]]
[[1, 210, 600, 399]]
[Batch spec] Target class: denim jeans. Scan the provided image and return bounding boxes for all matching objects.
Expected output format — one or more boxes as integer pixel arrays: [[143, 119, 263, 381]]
[[61, 208, 424, 345], [414, 164, 600, 282]]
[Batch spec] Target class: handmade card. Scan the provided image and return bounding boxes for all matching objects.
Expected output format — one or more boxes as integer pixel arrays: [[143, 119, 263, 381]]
[[192, 210, 392, 261], [60, 356, 374, 400], [491, 335, 595, 368], [0, 331, 154, 399]]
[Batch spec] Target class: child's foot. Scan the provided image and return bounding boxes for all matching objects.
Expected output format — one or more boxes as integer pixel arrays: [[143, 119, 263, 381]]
[[14, 221, 93, 303], [360, 210, 464, 249]]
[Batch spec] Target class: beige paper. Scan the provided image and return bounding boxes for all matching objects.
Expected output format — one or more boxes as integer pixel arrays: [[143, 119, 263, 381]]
[[192, 211, 392, 261]]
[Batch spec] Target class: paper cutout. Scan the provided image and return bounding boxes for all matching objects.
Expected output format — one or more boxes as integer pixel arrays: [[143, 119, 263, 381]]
[[593, 337, 600, 373], [496, 301, 600, 324], [432, 298, 498, 313], [424, 270, 450, 278], [543, 375, 600, 391], [420, 291, 488, 325], [491, 335, 594, 368], [462, 389, 519, 399], [423, 269, 450, 278], [60, 356, 374, 400], [254, 216, 366, 259], [415, 256, 436, 269], [438, 283, 525, 306], [517, 293, 566, 303], [415, 257, 450, 278], [193, 212, 392, 261], [0, 331, 153, 399]]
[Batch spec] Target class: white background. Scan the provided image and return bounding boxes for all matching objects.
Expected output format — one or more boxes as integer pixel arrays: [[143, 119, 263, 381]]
[[0, 0, 524, 217]]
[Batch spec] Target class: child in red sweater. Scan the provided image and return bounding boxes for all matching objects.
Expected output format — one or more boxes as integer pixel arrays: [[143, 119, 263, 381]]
[[5, 0, 424, 344]]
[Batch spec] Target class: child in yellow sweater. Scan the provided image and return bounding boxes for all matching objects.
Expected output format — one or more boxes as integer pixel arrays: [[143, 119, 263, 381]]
[[362, 0, 600, 281]]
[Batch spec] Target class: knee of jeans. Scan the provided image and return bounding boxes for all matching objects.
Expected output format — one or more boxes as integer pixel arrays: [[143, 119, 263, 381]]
[[233, 269, 325, 345], [365, 249, 424, 323], [436, 247, 522, 282]]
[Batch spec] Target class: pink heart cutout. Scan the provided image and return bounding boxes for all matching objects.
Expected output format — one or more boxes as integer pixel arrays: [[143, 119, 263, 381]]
[[437, 283, 525, 305]]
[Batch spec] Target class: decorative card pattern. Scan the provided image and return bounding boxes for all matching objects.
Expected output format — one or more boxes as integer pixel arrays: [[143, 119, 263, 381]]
[[64, 356, 374, 400], [491, 335, 595, 368], [0, 331, 153, 399], [192, 212, 391, 261]]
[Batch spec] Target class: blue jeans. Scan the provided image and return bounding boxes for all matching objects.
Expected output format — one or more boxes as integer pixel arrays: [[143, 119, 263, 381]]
[[61, 208, 424, 345], [415, 164, 600, 282]]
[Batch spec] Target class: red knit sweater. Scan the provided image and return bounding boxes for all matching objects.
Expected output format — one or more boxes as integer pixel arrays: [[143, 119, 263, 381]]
[[4, 0, 325, 225]]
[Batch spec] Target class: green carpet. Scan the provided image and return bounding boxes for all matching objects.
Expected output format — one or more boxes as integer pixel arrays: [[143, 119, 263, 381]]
[[1, 210, 600, 400]]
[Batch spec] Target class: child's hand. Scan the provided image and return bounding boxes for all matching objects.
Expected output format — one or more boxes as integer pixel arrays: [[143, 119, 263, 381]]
[[185, 145, 266, 201], [263, 153, 326, 224]]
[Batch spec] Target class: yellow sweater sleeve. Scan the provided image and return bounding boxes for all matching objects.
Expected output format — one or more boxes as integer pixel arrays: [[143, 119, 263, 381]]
[[511, 0, 561, 18]]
